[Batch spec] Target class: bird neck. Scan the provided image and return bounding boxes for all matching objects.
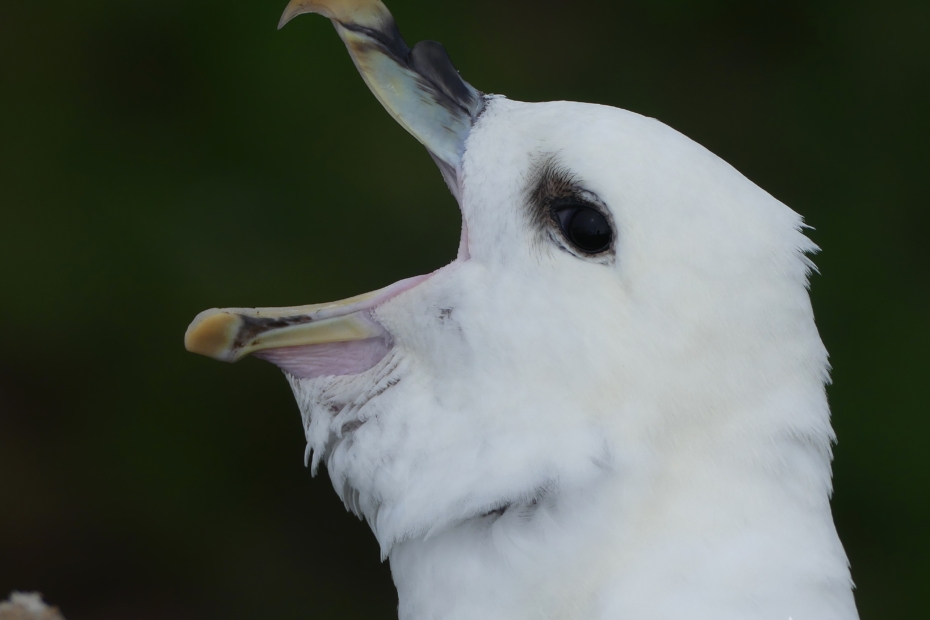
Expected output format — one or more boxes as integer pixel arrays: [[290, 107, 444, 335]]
[[387, 431, 859, 620]]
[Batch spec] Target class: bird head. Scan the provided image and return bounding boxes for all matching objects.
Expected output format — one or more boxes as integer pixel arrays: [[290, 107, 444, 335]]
[[185, 0, 832, 559]]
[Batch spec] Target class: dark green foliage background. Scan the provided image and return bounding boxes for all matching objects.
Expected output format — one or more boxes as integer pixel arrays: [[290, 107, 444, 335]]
[[1, 0, 927, 618]]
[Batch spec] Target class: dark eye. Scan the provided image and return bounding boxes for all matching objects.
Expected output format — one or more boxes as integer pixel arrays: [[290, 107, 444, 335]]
[[554, 206, 612, 254]]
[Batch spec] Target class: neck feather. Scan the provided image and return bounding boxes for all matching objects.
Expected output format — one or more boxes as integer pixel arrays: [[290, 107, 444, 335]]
[[388, 427, 858, 620]]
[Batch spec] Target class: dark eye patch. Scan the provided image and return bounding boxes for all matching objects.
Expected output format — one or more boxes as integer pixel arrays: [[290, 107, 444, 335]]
[[526, 155, 615, 257]]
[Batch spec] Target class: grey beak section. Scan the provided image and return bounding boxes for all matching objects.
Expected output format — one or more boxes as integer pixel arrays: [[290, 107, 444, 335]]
[[279, 0, 484, 199]]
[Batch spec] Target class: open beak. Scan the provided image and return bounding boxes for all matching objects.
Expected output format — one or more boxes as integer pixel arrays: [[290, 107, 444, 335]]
[[185, 275, 430, 378], [185, 0, 481, 373]]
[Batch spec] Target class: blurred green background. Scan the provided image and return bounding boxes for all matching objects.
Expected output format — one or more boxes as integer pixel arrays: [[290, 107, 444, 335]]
[[1, 0, 927, 618]]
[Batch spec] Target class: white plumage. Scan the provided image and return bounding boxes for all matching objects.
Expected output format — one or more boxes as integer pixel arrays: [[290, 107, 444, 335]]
[[185, 2, 860, 619]]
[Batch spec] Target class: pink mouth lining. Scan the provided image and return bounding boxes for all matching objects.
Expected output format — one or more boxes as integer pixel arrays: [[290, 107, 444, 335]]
[[254, 335, 393, 380], [251, 272, 433, 380]]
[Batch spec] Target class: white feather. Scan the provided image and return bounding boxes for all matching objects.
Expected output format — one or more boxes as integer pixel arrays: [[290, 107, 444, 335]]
[[287, 96, 858, 620]]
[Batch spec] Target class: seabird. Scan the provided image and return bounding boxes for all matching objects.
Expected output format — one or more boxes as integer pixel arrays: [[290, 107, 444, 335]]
[[184, 1, 860, 618]]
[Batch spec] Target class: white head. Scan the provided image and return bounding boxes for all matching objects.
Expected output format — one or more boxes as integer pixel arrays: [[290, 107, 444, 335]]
[[185, 2, 857, 618]]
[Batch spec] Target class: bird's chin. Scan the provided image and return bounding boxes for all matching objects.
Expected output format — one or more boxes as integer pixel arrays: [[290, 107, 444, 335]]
[[284, 341, 407, 502]]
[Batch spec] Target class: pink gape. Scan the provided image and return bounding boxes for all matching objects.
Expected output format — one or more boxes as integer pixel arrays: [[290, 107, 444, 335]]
[[252, 273, 434, 379], [254, 336, 392, 379]]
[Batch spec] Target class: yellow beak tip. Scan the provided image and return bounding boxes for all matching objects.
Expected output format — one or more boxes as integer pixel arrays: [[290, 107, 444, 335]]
[[185, 310, 242, 361]]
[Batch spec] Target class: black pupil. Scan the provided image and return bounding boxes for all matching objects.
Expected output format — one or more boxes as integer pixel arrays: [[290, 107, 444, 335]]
[[560, 207, 611, 253]]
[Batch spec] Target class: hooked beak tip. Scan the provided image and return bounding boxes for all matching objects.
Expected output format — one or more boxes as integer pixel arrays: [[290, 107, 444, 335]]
[[185, 310, 242, 362], [277, 5, 301, 30], [277, 0, 321, 31], [278, 10, 298, 30]]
